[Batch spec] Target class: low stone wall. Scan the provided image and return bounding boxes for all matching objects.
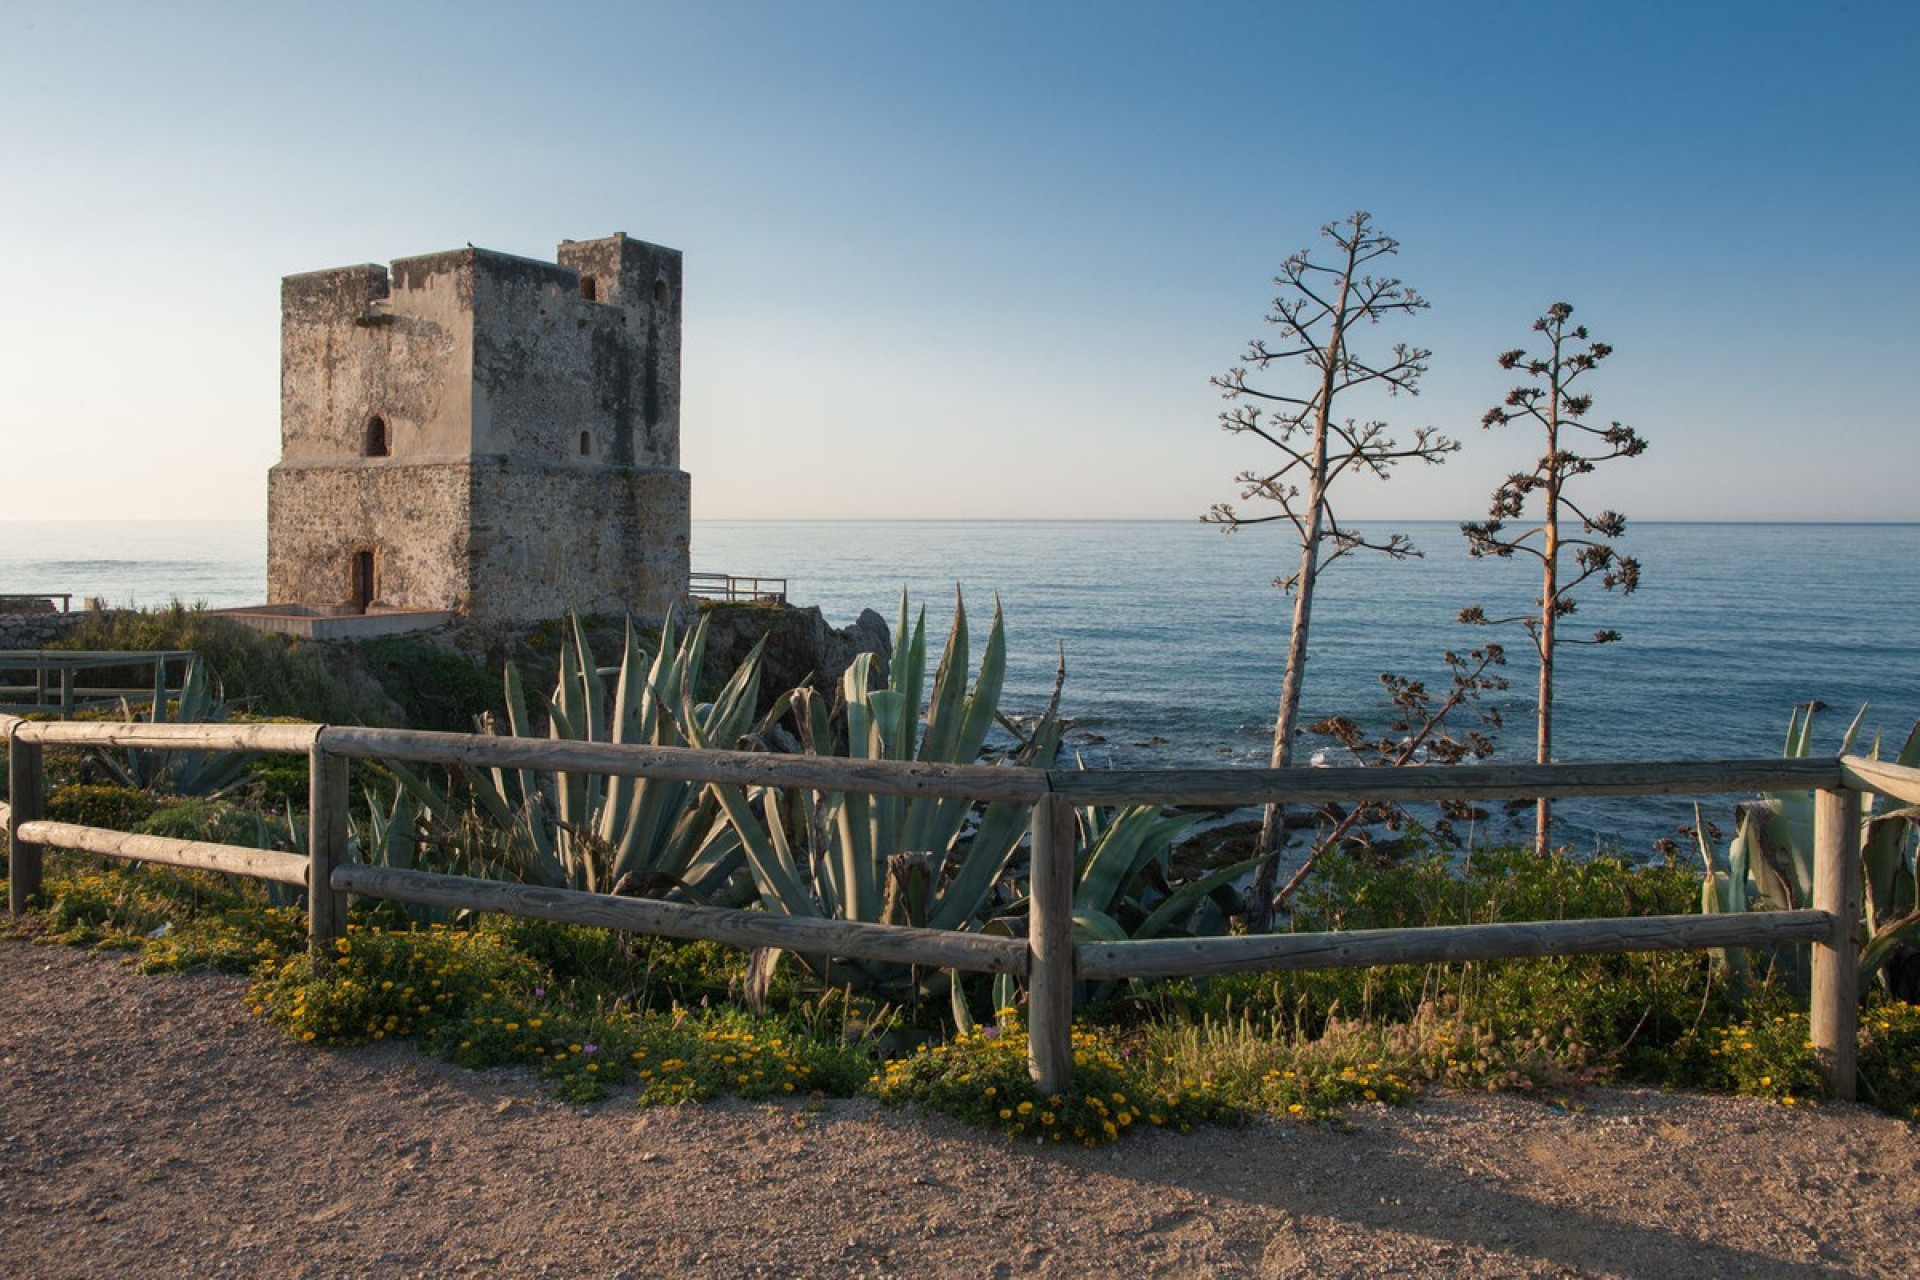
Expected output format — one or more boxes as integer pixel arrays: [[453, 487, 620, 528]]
[[0, 611, 84, 649]]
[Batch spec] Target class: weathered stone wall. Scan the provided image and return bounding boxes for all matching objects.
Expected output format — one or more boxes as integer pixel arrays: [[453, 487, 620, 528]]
[[472, 237, 679, 469], [267, 464, 473, 611], [467, 464, 689, 626], [279, 260, 474, 464], [269, 233, 689, 628], [0, 612, 83, 648]]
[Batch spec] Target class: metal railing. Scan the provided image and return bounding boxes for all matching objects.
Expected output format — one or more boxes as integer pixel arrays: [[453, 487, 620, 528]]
[[0, 594, 73, 614], [5, 711, 1911, 1099], [689, 573, 788, 605]]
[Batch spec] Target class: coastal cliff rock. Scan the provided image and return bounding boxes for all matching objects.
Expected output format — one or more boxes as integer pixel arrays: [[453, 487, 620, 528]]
[[697, 602, 891, 710]]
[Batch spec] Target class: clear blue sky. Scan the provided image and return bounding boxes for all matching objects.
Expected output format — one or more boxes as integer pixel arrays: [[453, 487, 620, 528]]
[[2, 1, 1914, 522]]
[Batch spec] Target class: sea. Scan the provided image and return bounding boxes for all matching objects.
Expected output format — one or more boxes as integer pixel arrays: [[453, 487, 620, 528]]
[[5, 518, 1918, 856]]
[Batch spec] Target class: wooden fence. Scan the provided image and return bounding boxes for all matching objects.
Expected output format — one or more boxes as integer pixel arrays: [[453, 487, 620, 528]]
[[0, 649, 197, 718], [5, 710, 1916, 1100]]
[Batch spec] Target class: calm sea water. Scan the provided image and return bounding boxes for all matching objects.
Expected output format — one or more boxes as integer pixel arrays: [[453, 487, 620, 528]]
[[5, 518, 1917, 853]]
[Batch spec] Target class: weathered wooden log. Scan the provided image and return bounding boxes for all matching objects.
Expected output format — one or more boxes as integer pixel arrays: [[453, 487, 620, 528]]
[[1049, 758, 1840, 808], [329, 864, 1031, 974], [307, 744, 350, 952], [1075, 909, 1835, 980], [1838, 755, 1920, 806], [315, 725, 1050, 803], [1027, 794, 1077, 1095], [16, 820, 310, 886], [1810, 788, 1862, 1102], [16, 720, 321, 754], [7, 728, 44, 912]]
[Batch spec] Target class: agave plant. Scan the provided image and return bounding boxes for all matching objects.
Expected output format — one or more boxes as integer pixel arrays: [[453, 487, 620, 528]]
[[404, 611, 783, 898], [99, 658, 255, 797], [1068, 805, 1260, 947], [1699, 703, 1920, 996], [709, 591, 1065, 993]]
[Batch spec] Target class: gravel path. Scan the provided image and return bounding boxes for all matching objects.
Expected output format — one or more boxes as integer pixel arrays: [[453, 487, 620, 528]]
[[2, 938, 1916, 1278]]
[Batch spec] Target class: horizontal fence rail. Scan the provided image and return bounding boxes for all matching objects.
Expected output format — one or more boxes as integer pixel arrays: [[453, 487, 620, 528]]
[[6, 711, 1915, 1099], [1051, 758, 1845, 807], [1077, 911, 1836, 981], [18, 820, 311, 886], [332, 865, 1029, 974], [313, 725, 1050, 803]]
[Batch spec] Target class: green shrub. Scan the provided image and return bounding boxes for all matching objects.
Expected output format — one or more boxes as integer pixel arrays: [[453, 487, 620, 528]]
[[873, 1019, 1239, 1145], [46, 784, 160, 830], [489, 917, 744, 1010], [247, 923, 544, 1045], [359, 637, 498, 731], [55, 605, 392, 724], [1696, 1008, 1825, 1105], [1858, 999, 1920, 1119], [135, 798, 272, 847], [140, 905, 307, 975]]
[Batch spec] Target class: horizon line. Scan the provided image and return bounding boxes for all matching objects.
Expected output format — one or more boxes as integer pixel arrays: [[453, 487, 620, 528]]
[[6, 516, 1920, 529]]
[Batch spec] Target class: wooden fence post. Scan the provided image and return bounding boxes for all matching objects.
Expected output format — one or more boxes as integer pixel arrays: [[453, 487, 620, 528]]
[[307, 739, 350, 955], [1810, 786, 1861, 1101], [1027, 792, 1076, 1095], [7, 725, 44, 914]]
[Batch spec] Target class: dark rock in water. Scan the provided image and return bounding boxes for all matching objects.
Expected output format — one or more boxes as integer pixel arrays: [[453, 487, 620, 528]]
[[697, 602, 892, 713]]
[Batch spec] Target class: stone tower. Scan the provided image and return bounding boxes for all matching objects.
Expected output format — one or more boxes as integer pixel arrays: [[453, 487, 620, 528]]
[[266, 234, 691, 628]]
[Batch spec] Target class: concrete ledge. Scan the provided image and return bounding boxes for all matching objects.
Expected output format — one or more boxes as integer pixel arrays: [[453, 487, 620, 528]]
[[209, 606, 452, 640]]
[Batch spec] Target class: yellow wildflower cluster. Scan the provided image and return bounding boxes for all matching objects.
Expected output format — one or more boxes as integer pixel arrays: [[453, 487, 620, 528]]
[[246, 922, 538, 1048], [632, 1024, 813, 1105], [871, 1023, 1223, 1146]]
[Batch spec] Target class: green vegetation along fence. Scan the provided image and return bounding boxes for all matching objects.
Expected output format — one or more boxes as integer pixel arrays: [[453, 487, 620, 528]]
[[6, 711, 1913, 1099]]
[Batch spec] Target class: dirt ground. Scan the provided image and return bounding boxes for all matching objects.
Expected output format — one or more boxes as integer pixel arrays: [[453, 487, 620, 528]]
[[2, 938, 1916, 1279]]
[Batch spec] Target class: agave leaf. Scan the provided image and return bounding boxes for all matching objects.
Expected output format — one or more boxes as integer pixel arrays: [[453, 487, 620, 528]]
[[1838, 704, 1870, 756], [1135, 853, 1267, 939], [891, 593, 923, 755], [1071, 909, 1131, 944], [950, 601, 1008, 764], [950, 972, 977, 1035], [836, 790, 879, 922], [1862, 806, 1920, 933], [712, 782, 817, 917], [600, 620, 651, 846], [1075, 806, 1175, 915], [919, 594, 972, 764], [496, 660, 539, 808], [1860, 910, 1920, 996], [925, 799, 1035, 933]]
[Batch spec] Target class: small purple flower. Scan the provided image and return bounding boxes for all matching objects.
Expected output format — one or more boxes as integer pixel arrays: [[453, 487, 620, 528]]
[[981, 1026, 1001, 1041], [533, 987, 546, 999], [582, 1044, 598, 1056]]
